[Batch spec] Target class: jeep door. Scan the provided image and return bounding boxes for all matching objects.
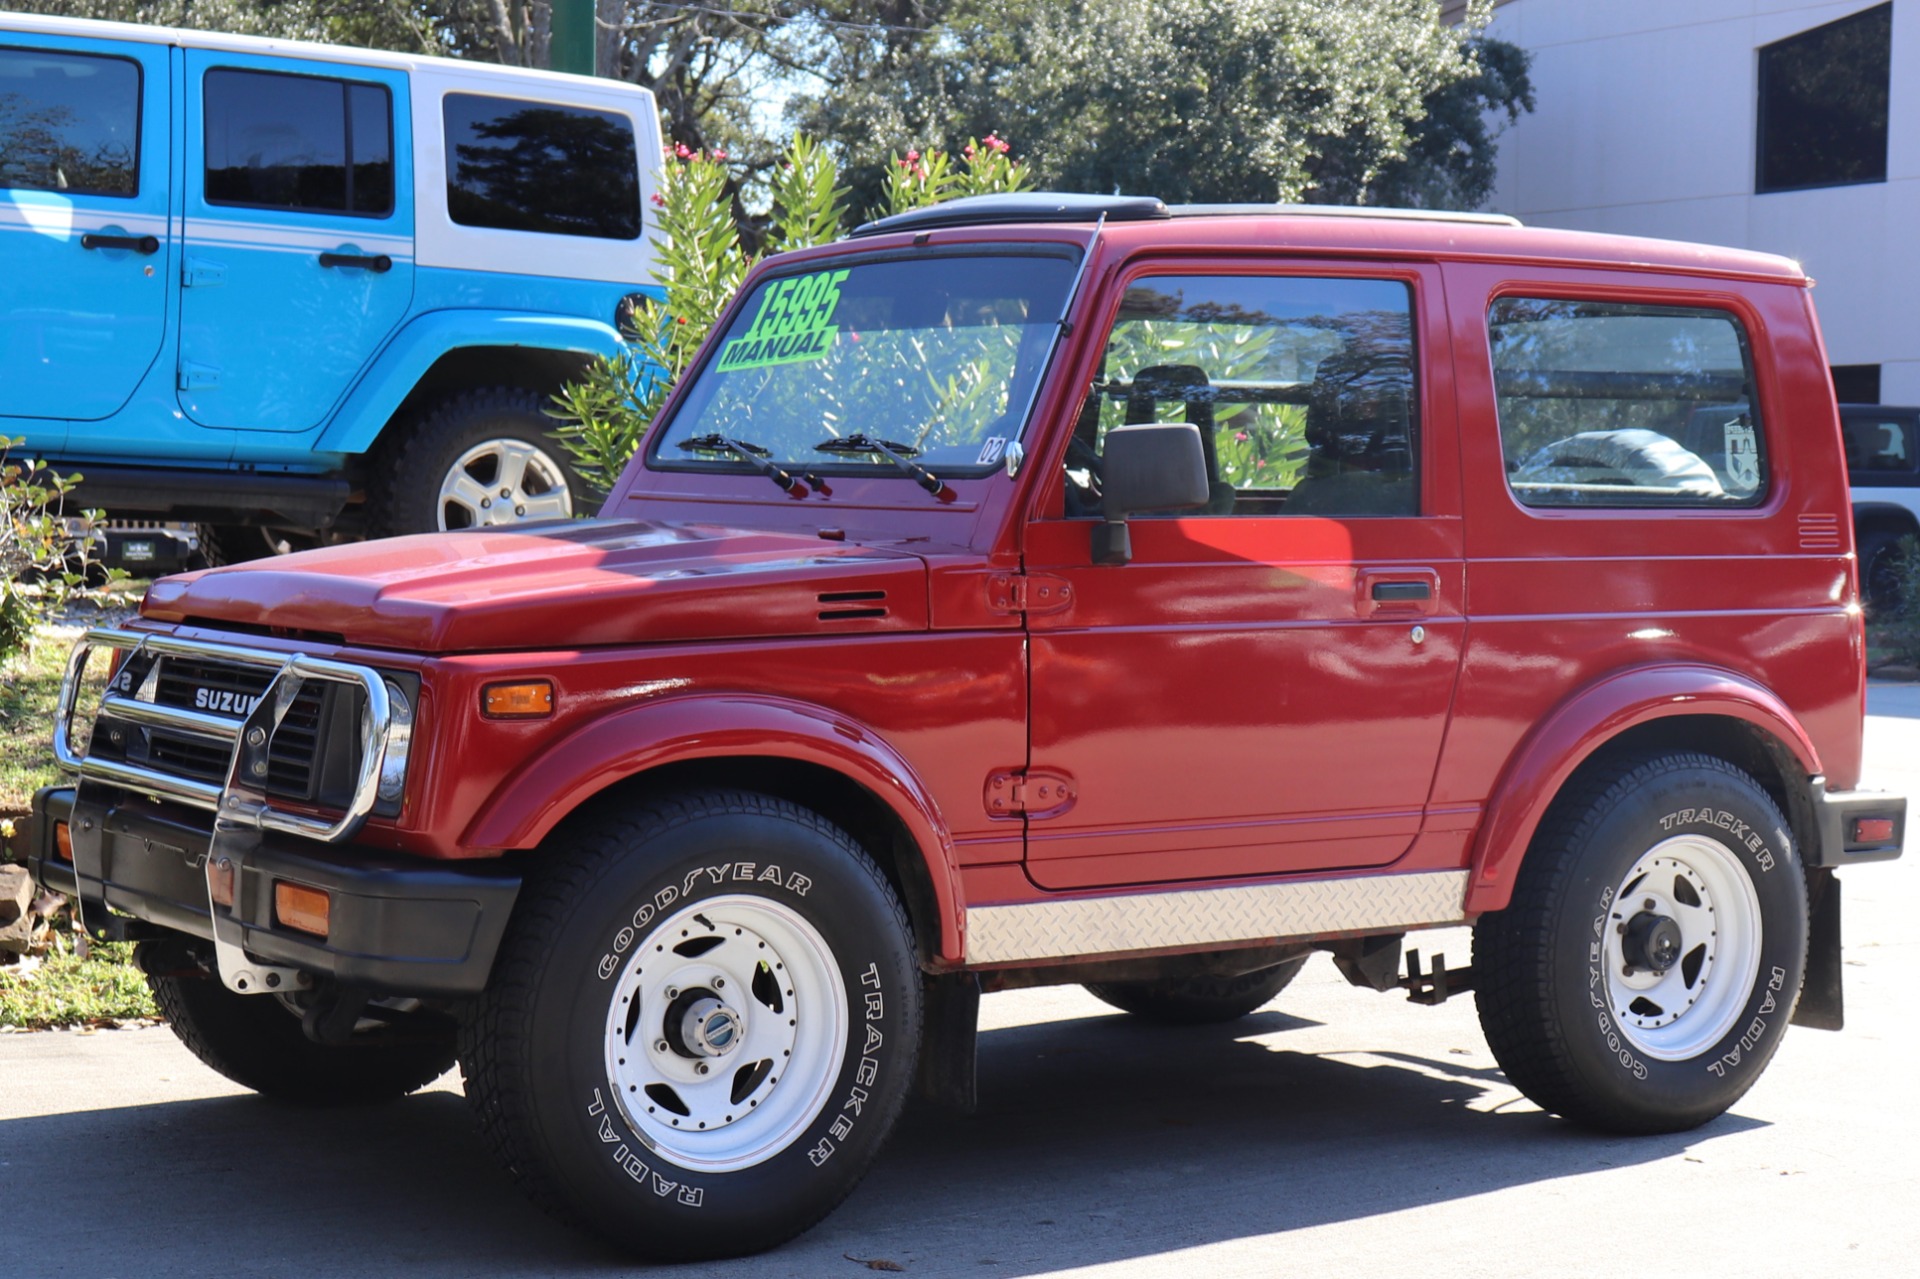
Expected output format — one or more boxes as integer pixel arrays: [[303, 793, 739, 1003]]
[[0, 32, 170, 442], [177, 50, 414, 433], [1022, 261, 1466, 890]]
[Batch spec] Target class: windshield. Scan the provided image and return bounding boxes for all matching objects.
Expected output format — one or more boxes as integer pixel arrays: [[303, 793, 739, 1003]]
[[652, 251, 1078, 474]]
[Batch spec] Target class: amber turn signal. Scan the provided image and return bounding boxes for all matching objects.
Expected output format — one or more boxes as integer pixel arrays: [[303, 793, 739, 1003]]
[[54, 821, 73, 862], [274, 882, 331, 938], [482, 680, 554, 719]]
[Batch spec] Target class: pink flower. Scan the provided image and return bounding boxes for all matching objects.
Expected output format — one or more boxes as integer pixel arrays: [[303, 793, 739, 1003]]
[[649, 193, 665, 206], [674, 142, 692, 159], [713, 148, 728, 160], [963, 144, 976, 158], [1234, 431, 1248, 442], [906, 149, 920, 162], [1255, 458, 1267, 468]]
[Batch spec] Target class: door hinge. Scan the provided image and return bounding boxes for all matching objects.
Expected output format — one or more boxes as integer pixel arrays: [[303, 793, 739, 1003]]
[[984, 768, 1077, 820], [182, 257, 226, 288], [986, 572, 1072, 616], [178, 361, 220, 392]]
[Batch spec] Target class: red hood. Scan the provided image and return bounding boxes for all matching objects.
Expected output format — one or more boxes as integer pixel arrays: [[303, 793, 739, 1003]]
[[142, 520, 930, 653]]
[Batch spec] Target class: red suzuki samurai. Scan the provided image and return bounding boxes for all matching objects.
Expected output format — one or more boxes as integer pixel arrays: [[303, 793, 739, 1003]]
[[29, 193, 1906, 1259]]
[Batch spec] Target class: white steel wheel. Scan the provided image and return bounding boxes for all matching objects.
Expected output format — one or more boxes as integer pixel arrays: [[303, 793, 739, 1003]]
[[602, 895, 848, 1172], [438, 437, 574, 530], [1602, 835, 1762, 1061]]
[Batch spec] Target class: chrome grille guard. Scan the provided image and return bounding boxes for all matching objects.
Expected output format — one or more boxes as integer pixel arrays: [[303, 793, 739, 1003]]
[[55, 627, 396, 996]]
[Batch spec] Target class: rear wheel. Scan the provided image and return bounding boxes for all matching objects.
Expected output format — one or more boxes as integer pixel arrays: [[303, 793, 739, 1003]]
[[1085, 955, 1307, 1024], [459, 791, 920, 1260], [1473, 753, 1807, 1133], [371, 387, 579, 537], [140, 945, 456, 1104]]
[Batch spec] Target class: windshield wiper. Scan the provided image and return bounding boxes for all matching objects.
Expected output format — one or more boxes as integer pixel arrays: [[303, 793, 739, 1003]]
[[677, 433, 805, 495], [813, 435, 948, 497]]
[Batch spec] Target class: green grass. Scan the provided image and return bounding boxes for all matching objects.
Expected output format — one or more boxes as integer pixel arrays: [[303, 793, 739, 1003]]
[[0, 627, 73, 815], [0, 941, 157, 1030]]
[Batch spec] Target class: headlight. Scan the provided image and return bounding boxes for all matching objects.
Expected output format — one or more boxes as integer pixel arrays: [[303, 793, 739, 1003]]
[[377, 678, 414, 804]]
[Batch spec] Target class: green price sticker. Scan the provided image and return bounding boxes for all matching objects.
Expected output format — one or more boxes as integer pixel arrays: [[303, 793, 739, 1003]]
[[715, 268, 853, 372]]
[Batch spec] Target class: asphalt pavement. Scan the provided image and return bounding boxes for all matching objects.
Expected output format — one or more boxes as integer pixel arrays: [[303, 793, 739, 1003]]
[[4, 688, 1917, 1278]]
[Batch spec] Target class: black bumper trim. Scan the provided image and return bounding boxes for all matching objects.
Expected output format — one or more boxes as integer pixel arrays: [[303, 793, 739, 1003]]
[[1807, 778, 1906, 867], [28, 786, 518, 997]]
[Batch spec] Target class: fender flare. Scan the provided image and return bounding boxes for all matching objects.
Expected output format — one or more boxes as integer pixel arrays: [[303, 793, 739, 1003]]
[[1464, 664, 1822, 915], [460, 693, 967, 963], [315, 309, 631, 456]]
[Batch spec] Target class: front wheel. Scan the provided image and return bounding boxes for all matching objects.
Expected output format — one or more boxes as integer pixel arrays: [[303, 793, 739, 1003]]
[[460, 791, 920, 1261], [1473, 753, 1808, 1134]]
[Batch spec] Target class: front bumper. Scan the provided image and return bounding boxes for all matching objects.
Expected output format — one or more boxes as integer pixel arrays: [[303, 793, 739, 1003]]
[[28, 786, 518, 997]]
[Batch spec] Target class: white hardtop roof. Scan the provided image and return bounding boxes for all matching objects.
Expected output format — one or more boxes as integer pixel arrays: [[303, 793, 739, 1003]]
[[0, 10, 652, 100]]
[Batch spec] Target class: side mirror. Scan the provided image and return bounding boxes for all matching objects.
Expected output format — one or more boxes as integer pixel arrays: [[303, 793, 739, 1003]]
[[1091, 422, 1210, 565]]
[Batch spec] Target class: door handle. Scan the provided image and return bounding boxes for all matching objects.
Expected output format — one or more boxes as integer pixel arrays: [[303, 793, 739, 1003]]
[[319, 252, 392, 273], [81, 233, 160, 255], [1370, 580, 1432, 602]]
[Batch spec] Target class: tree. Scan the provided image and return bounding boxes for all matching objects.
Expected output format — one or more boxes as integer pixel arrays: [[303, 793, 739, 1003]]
[[790, 0, 1533, 210]]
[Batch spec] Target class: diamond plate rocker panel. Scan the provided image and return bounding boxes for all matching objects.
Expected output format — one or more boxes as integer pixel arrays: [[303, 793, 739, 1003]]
[[965, 869, 1470, 965]]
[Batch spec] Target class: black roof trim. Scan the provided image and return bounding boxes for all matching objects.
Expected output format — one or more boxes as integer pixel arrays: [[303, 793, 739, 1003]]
[[849, 193, 1171, 238], [1169, 202, 1522, 227]]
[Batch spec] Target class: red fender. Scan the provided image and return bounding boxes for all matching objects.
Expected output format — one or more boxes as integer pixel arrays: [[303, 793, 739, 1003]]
[[461, 693, 966, 963], [1464, 664, 1822, 915]]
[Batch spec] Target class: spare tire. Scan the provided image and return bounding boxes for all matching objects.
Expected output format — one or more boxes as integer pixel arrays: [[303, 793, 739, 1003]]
[[1514, 429, 1724, 501]]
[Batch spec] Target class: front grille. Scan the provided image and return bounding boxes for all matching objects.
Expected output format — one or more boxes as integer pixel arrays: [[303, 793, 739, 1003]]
[[143, 656, 341, 802]]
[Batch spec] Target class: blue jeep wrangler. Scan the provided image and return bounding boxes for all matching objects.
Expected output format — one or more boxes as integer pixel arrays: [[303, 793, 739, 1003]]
[[1, 13, 660, 552]]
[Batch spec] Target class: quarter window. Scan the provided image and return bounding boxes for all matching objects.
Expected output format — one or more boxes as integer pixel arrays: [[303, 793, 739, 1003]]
[[1489, 298, 1766, 508], [1068, 275, 1419, 518], [444, 93, 640, 239], [1756, 3, 1891, 194], [203, 68, 393, 216], [0, 47, 140, 197]]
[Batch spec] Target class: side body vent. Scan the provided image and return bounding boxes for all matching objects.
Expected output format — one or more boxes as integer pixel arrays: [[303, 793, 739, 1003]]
[[818, 590, 888, 621]]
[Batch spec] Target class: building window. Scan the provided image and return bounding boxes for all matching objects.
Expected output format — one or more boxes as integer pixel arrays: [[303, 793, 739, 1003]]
[[1832, 364, 1882, 405], [1756, 3, 1891, 194]]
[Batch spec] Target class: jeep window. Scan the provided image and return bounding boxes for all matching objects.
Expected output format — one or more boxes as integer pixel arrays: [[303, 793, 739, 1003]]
[[0, 47, 140, 197], [444, 94, 640, 240], [1066, 275, 1418, 518], [1489, 299, 1766, 508], [1843, 412, 1915, 476], [204, 69, 393, 216], [653, 252, 1076, 473]]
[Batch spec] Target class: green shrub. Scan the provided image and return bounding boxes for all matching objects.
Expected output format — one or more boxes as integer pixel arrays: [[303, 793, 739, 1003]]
[[0, 437, 123, 662], [1873, 534, 1920, 667]]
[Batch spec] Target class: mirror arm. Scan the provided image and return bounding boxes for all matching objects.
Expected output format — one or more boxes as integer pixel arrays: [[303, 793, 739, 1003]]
[[1091, 518, 1132, 566]]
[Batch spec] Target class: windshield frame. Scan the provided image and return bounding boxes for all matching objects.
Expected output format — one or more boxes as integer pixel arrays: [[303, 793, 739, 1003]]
[[643, 242, 1084, 482]]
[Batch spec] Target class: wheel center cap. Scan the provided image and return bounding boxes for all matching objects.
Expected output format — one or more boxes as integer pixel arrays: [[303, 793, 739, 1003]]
[[1622, 911, 1684, 973], [680, 995, 743, 1058]]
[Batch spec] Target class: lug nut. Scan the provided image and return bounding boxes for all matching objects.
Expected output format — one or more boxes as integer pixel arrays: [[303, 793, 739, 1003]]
[[655, 1039, 669, 1053], [713, 977, 725, 989], [696, 1063, 709, 1076]]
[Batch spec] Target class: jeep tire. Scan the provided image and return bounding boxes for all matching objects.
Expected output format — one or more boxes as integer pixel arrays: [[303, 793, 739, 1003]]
[[1084, 955, 1308, 1024], [141, 947, 457, 1104], [372, 387, 581, 536], [459, 791, 921, 1261], [1473, 753, 1808, 1133]]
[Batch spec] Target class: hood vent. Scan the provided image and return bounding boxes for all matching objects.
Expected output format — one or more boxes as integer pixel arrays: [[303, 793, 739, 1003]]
[[818, 589, 888, 621]]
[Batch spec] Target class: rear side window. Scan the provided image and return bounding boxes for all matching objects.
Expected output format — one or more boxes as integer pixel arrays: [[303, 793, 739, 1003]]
[[1489, 298, 1766, 508], [444, 93, 640, 240], [0, 46, 141, 197], [203, 68, 393, 216], [1843, 412, 1916, 476]]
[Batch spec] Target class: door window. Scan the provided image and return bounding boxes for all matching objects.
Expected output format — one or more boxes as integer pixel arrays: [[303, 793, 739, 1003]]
[[0, 46, 140, 197], [1066, 274, 1419, 518], [203, 68, 393, 216]]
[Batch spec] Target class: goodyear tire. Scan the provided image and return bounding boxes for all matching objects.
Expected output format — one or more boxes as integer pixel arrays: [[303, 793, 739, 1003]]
[[459, 791, 920, 1261], [1473, 753, 1808, 1133], [140, 946, 456, 1104], [372, 387, 580, 536], [1084, 955, 1308, 1024]]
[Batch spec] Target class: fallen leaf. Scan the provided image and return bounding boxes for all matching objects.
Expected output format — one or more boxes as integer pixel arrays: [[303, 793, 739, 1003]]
[[844, 1253, 905, 1272]]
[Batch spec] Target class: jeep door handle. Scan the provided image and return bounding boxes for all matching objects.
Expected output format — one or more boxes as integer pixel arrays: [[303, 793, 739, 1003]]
[[1371, 580, 1432, 602], [81, 233, 160, 255], [319, 252, 392, 273]]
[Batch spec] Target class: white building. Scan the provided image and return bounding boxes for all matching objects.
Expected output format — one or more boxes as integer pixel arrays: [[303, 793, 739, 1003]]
[[1485, 1, 1917, 404]]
